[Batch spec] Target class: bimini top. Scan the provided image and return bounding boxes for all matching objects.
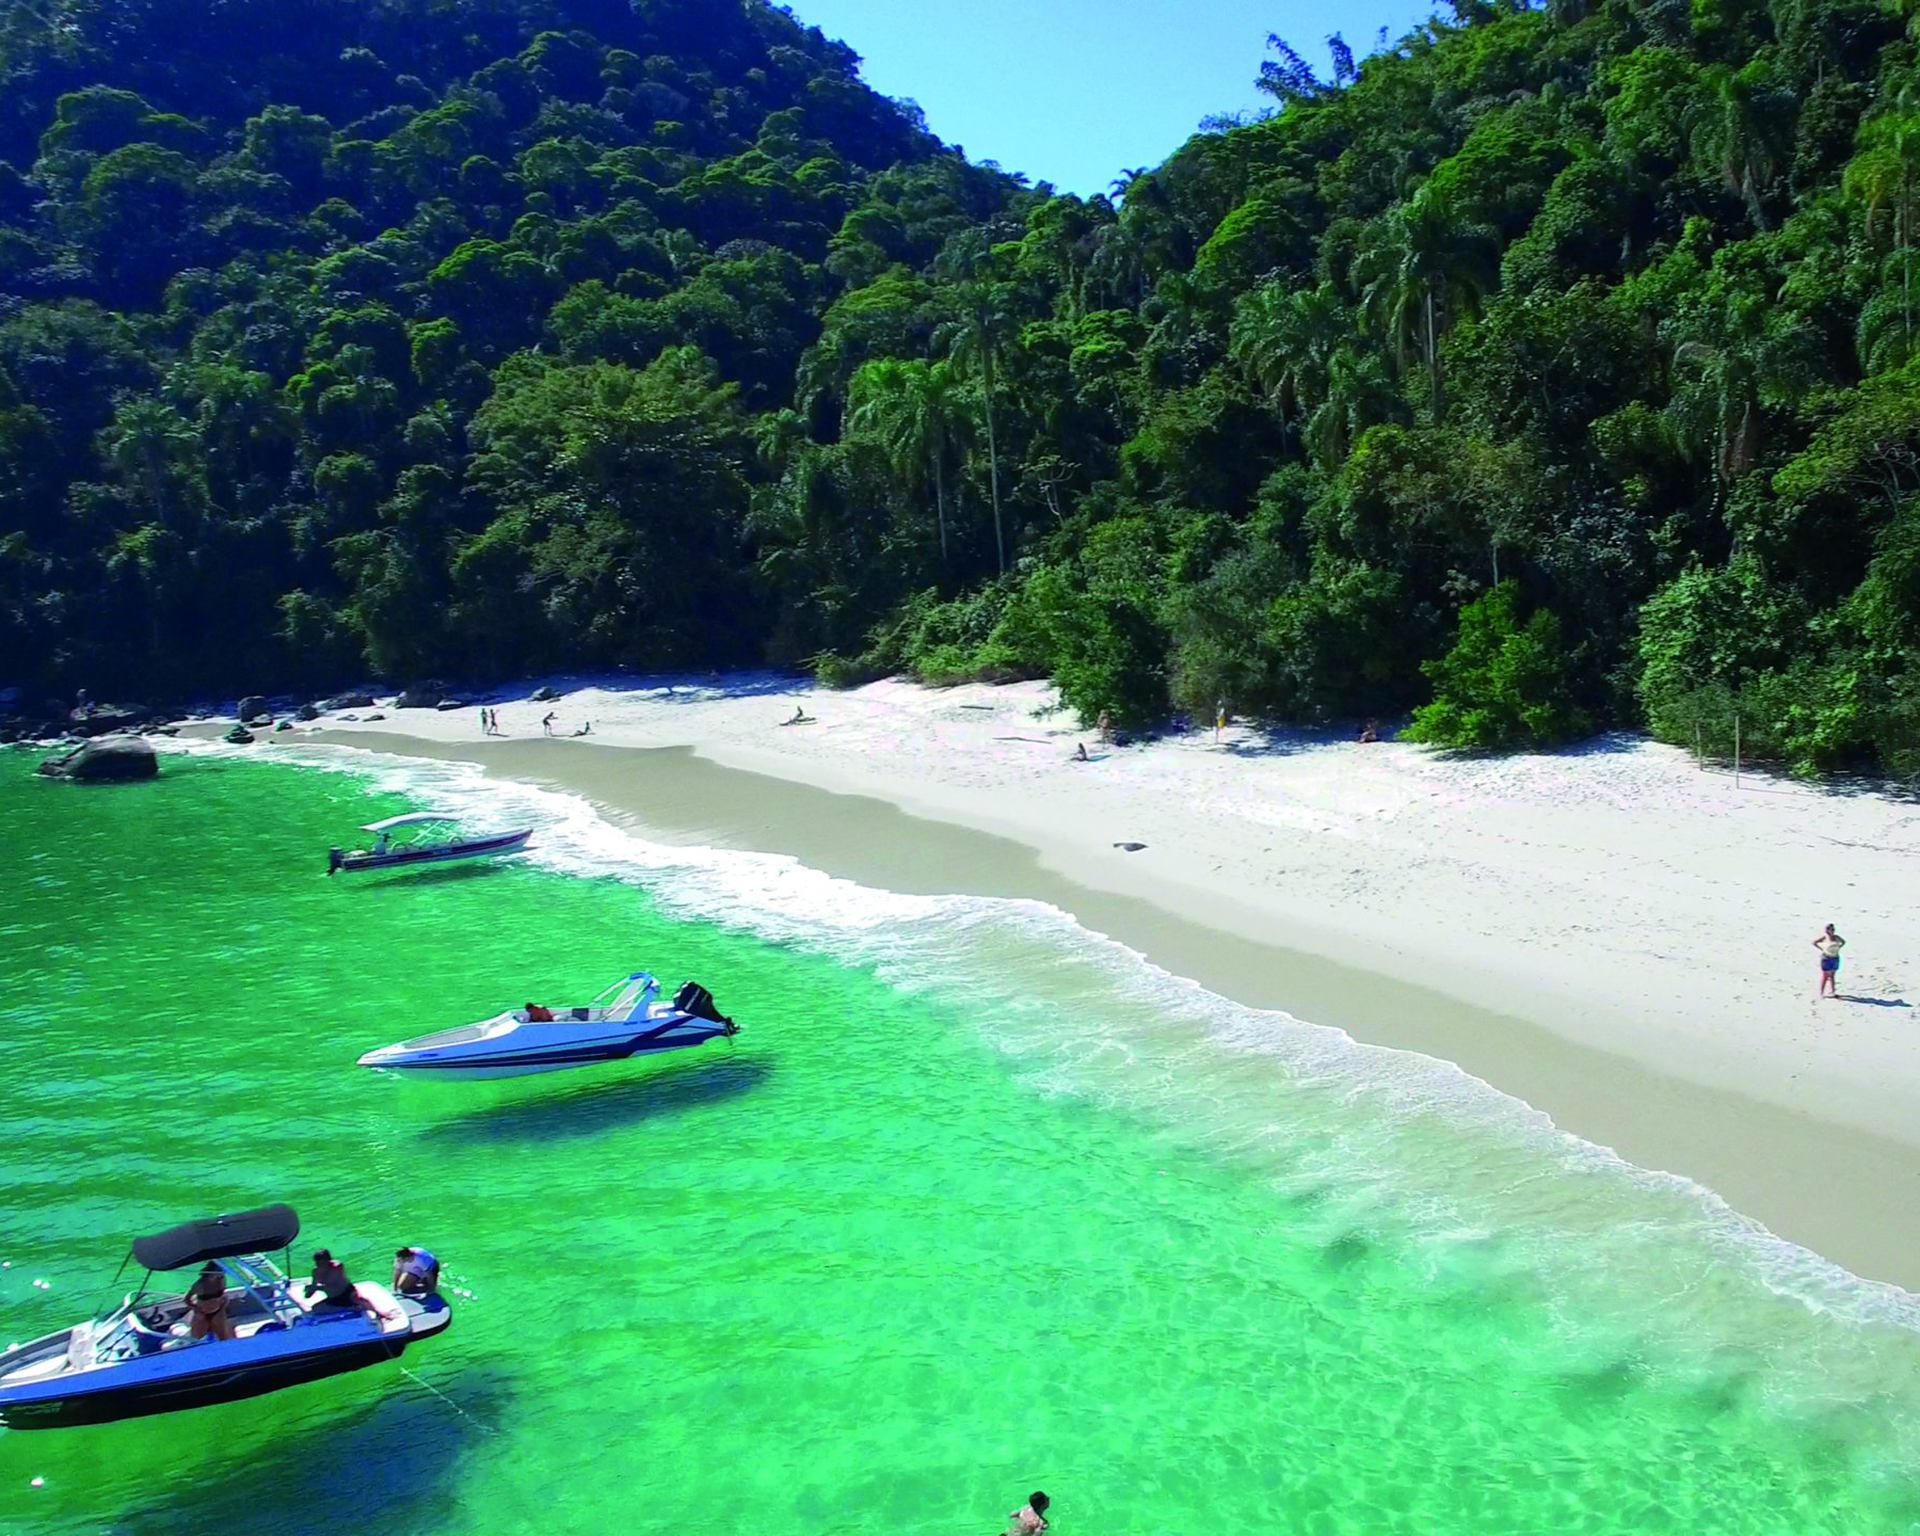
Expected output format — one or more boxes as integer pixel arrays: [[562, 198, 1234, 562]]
[[360, 811, 462, 834], [131, 1204, 301, 1270]]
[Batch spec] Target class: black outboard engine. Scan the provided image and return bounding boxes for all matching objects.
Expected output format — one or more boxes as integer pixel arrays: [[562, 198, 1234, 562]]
[[327, 847, 343, 876], [672, 981, 736, 1032]]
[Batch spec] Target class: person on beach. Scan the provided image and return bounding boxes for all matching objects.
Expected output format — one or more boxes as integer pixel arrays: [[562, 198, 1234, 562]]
[[1071, 742, 1089, 762], [1003, 1492, 1050, 1534], [1358, 719, 1380, 743], [542, 711, 556, 736], [1097, 710, 1112, 742], [781, 706, 815, 725], [572, 721, 592, 736], [1814, 924, 1846, 997], [392, 1245, 440, 1296], [185, 1263, 235, 1341]]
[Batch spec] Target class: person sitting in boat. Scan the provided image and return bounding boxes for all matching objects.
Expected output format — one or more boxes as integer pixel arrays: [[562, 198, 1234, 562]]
[[185, 1263, 236, 1342], [304, 1249, 382, 1321], [525, 1001, 555, 1022], [392, 1246, 441, 1296], [371, 831, 391, 856]]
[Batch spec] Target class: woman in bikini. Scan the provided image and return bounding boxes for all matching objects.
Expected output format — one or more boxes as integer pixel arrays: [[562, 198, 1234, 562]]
[[185, 1263, 236, 1342]]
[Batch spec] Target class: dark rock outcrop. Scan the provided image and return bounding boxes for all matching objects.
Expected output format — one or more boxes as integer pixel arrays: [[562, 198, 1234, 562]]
[[364, 712, 386, 721], [395, 681, 445, 709], [224, 725, 255, 745], [435, 699, 465, 711], [38, 736, 159, 781], [236, 695, 266, 721], [323, 691, 375, 710], [295, 703, 321, 721], [67, 704, 149, 737], [530, 685, 560, 702]]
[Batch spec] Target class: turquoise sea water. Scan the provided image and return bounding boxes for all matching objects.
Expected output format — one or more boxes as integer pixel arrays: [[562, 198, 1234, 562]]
[[5, 744, 1920, 1534]]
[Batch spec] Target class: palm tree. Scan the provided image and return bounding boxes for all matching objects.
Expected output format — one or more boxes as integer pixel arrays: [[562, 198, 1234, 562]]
[[845, 357, 972, 562], [1229, 280, 1351, 420], [1305, 346, 1401, 469], [1846, 111, 1920, 368], [1108, 166, 1148, 202], [935, 280, 1016, 572], [1351, 184, 1498, 421], [1692, 62, 1789, 231]]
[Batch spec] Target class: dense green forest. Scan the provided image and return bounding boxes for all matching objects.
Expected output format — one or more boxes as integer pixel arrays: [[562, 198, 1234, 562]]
[[6, 0, 1920, 770]]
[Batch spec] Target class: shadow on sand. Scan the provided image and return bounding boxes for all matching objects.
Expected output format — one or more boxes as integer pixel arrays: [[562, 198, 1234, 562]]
[[105, 1363, 512, 1536], [1840, 995, 1911, 1008], [418, 1054, 772, 1145]]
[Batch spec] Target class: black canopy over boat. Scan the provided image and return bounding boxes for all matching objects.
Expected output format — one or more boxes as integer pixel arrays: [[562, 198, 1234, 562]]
[[0, 1203, 450, 1430]]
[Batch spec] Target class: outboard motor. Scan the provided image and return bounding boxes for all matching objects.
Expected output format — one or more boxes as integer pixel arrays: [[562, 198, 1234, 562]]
[[672, 981, 736, 1032], [327, 847, 343, 876]]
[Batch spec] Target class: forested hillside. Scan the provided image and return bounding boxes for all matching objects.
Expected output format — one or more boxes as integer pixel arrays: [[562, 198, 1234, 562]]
[[5, 0, 1920, 771]]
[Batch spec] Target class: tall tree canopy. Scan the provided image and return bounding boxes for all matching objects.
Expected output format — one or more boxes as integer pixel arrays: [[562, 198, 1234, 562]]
[[6, 0, 1920, 772]]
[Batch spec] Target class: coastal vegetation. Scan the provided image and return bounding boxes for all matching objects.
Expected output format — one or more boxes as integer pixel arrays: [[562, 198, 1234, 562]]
[[5, 0, 1920, 770]]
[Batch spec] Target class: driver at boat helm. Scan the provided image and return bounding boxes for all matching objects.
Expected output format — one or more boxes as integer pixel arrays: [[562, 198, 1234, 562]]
[[393, 1246, 441, 1296], [524, 1001, 555, 1022]]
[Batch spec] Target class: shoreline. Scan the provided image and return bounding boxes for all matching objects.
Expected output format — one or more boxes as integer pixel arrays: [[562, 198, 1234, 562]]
[[280, 721, 1920, 1294]]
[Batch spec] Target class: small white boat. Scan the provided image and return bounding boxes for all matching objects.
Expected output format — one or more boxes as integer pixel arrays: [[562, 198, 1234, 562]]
[[356, 973, 738, 1079], [328, 811, 531, 875]]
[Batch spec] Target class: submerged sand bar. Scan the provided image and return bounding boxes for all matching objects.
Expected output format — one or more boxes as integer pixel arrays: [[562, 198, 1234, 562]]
[[275, 676, 1920, 1290]]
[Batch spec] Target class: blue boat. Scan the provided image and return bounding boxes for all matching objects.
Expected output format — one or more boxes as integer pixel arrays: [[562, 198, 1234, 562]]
[[357, 973, 738, 1079], [0, 1205, 450, 1429]]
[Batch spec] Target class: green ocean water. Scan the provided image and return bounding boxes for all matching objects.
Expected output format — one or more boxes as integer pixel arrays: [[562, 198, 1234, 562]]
[[4, 745, 1920, 1535]]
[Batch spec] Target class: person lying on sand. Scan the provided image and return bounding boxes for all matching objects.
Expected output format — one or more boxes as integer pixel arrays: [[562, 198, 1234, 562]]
[[572, 721, 591, 736], [1071, 742, 1089, 762], [780, 706, 816, 726]]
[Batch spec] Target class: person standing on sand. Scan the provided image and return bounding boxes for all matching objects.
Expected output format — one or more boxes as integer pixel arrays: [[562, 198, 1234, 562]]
[[1814, 924, 1846, 998], [542, 711, 556, 736]]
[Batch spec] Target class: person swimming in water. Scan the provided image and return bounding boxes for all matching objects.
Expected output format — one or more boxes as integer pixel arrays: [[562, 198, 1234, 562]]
[[1003, 1492, 1050, 1534]]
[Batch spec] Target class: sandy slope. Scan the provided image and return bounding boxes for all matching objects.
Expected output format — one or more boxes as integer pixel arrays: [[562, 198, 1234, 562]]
[[304, 675, 1919, 1128]]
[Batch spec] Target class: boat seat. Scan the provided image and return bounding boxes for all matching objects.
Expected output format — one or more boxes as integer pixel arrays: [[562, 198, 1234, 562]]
[[570, 1007, 590, 1021]]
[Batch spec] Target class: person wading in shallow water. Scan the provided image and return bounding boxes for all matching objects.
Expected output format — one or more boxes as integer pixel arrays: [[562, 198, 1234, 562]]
[[1002, 1491, 1050, 1534], [1814, 923, 1847, 998]]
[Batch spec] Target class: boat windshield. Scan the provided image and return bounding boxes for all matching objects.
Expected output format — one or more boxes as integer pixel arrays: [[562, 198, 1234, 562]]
[[593, 973, 658, 1021]]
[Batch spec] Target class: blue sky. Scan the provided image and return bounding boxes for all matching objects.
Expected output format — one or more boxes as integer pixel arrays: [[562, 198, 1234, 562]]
[[786, 0, 1435, 197]]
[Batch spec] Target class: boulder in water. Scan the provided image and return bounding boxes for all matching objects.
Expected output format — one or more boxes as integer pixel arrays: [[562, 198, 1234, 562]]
[[395, 681, 445, 709], [38, 736, 159, 781], [236, 695, 266, 721], [295, 702, 321, 721], [224, 725, 255, 745]]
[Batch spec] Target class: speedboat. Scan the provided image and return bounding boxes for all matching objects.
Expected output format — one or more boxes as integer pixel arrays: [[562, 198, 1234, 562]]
[[357, 973, 738, 1080], [0, 1204, 449, 1430], [327, 811, 531, 875]]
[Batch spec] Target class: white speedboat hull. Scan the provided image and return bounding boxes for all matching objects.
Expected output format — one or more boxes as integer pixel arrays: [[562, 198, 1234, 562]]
[[357, 978, 737, 1079]]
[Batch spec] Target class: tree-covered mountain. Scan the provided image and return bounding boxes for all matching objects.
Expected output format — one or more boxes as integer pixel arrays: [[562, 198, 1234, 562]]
[[5, 0, 1920, 772]]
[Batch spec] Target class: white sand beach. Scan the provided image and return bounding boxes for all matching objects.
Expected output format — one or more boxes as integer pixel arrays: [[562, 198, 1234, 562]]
[[243, 674, 1920, 1288]]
